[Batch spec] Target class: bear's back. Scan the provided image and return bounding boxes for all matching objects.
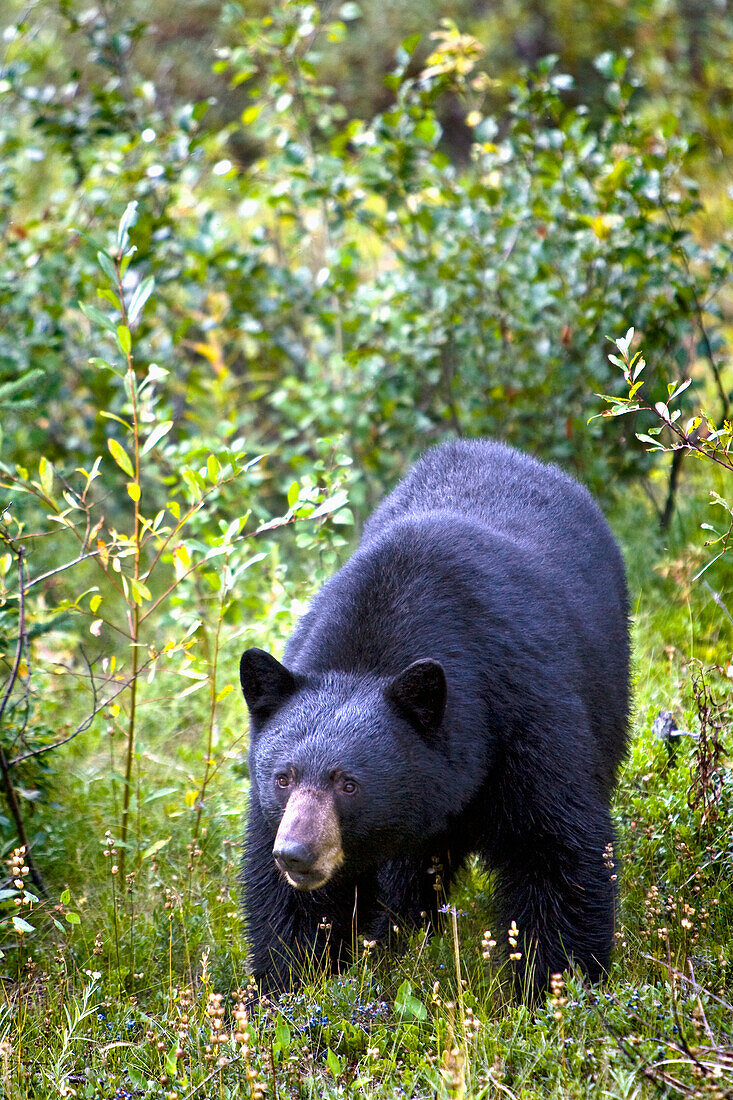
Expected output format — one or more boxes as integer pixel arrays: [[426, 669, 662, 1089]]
[[363, 440, 620, 585]]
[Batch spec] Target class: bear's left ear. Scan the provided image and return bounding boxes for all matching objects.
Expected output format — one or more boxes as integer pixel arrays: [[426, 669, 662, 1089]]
[[385, 659, 447, 741], [240, 648, 299, 725]]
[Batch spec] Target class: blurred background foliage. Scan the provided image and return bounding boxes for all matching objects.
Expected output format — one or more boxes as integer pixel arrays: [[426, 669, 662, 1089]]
[[2, 0, 731, 509]]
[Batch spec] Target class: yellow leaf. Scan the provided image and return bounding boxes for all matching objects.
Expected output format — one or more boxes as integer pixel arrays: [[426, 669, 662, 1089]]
[[191, 341, 218, 364], [130, 577, 152, 605], [591, 215, 611, 240], [96, 539, 109, 569], [108, 437, 134, 477], [184, 789, 199, 808], [216, 685, 233, 702], [127, 481, 141, 502], [117, 324, 131, 355], [18, 659, 29, 679], [173, 544, 191, 580], [90, 594, 102, 613], [39, 456, 54, 498]]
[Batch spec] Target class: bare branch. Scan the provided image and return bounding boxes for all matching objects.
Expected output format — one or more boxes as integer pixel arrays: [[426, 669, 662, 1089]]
[[0, 548, 46, 895], [24, 550, 101, 592], [8, 651, 158, 768]]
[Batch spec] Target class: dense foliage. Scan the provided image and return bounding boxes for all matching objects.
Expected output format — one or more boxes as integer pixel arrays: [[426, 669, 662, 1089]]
[[0, 1, 731, 1097]]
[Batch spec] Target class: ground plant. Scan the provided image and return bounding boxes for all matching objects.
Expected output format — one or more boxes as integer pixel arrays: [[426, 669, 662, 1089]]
[[0, 2, 731, 1097]]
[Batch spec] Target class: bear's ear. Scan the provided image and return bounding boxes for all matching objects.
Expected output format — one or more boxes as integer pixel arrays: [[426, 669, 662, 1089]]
[[385, 659, 447, 741], [240, 649, 298, 723]]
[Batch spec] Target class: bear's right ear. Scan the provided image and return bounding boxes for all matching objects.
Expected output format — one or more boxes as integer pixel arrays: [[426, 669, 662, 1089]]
[[239, 649, 298, 724], [385, 659, 447, 743]]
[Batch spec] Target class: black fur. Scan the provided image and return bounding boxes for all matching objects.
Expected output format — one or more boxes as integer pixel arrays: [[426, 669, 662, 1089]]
[[240, 439, 630, 994]]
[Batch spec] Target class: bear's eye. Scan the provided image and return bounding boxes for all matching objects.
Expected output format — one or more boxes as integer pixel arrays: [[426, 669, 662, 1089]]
[[275, 773, 290, 789], [341, 778, 358, 795]]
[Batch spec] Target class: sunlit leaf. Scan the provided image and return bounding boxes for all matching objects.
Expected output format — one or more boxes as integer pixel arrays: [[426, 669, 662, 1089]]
[[108, 438, 134, 477], [128, 276, 155, 325], [141, 421, 173, 456]]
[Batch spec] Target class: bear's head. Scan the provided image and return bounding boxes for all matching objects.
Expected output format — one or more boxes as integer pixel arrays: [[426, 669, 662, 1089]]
[[239, 648, 448, 891]]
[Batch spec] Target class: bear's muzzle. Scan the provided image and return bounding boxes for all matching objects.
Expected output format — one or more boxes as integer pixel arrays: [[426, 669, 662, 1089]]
[[273, 787, 344, 890]]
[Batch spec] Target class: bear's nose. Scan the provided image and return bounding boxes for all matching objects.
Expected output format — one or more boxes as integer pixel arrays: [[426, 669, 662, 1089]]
[[273, 840, 316, 874]]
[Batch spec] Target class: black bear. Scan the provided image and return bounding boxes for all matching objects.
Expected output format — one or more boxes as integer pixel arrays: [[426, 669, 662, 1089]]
[[239, 439, 629, 995]]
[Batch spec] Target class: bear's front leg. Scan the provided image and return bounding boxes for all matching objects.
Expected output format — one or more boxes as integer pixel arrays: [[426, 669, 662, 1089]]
[[492, 812, 617, 997], [242, 799, 332, 991], [374, 846, 466, 941], [243, 798, 383, 992]]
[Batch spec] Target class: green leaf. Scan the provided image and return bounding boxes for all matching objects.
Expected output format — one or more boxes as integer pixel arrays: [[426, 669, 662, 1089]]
[[326, 1048, 343, 1077], [100, 411, 133, 432], [130, 577, 152, 605], [60, 888, 71, 905], [206, 454, 221, 483], [65, 912, 81, 925], [116, 201, 139, 254], [395, 980, 427, 1020], [97, 287, 120, 309], [117, 325, 132, 355], [165, 1046, 178, 1080], [401, 32, 421, 56], [141, 420, 173, 456], [0, 368, 44, 405], [274, 1015, 291, 1051], [119, 247, 137, 278], [128, 276, 155, 325], [13, 916, 34, 934], [309, 489, 349, 519], [97, 250, 118, 284], [668, 377, 692, 402], [332, 507, 354, 526], [79, 301, 117, 334], [88, 357, 119, 375], [287, 481, 300, 507], [108, 438, 135, 478], [142, 837, 171, 860]]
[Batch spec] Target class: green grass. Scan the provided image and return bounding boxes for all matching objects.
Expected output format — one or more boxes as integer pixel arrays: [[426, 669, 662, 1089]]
[[1, 480, 732, 1099]]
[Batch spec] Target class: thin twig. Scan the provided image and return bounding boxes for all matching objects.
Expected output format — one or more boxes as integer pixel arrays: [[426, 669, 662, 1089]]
[[24, 550, 101, 592], [184, 1056, 242, 1099], [687, 959, 719, 1051], [641, 954, 733, 1026], [0, 548, 46, 895], [9, 651, 157, 767]]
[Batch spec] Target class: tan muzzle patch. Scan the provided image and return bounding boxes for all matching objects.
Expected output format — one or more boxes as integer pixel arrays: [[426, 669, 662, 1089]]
[[274, 787, 344, 890]]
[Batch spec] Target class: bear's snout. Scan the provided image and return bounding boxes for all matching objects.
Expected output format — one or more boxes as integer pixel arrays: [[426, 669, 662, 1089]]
[[273, 838, 316, 874], [273, 787, 344, 890]]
